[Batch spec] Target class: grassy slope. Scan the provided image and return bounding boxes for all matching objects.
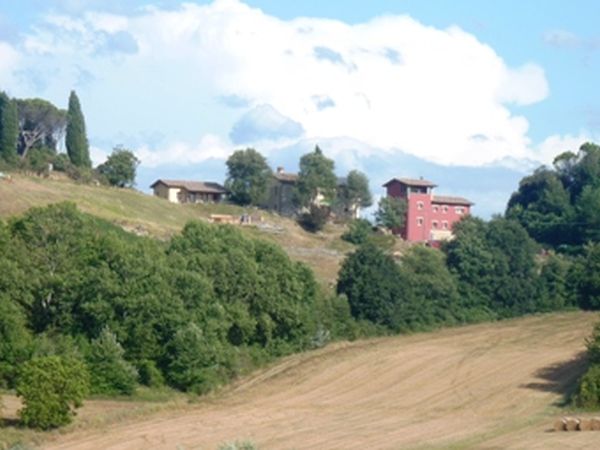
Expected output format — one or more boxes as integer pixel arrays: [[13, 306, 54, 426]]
[[0, 173, 352, 286], [8, 311, 594, 450]]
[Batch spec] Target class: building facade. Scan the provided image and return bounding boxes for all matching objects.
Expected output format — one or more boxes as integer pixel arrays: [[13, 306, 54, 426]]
[[150, 179, 228, 204], [383, 177, 473, 243]]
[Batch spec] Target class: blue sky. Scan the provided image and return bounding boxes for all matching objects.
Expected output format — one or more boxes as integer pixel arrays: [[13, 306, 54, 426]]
[[1, 0, 599, 217]]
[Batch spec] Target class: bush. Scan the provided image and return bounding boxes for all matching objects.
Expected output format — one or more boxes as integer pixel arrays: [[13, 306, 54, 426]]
[[16, 356, 89, 429], [138, 359, 165, 388], [341, 218, 372, 245], [575, 364, 600, 409], [218, 440, 259, 450], [87, 327, 138, 395], [298, 204, 330, 232]]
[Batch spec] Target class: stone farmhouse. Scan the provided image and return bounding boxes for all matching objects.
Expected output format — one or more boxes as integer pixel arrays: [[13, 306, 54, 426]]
[[151, 179, 228, 204], [383, 177, 473, 244]]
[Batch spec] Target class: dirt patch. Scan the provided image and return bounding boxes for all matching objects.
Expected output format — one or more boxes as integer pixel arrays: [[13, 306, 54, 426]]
[[42, 312, 600, 450]]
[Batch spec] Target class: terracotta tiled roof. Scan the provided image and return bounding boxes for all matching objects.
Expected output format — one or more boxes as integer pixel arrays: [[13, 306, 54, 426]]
[[273, 172, 299, 183], [432, 195, 473, 206], [383, 177, 437, 188], [150, 179, 227, 194]]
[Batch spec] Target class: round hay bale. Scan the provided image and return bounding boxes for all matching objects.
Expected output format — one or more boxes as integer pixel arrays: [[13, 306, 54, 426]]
[[553, 418, 567, 431], [591, 417, 600, 431], [578, 418, 592, 431], [565, 417, 580, 431]]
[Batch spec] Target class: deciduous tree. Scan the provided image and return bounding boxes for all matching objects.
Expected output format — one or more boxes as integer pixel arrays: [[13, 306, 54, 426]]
[[97, 147, 140, 187], [225, 148, 271, 206]]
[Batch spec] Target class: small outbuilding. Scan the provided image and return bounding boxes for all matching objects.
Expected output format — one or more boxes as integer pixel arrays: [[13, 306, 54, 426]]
[[150, 179, 228, 204]]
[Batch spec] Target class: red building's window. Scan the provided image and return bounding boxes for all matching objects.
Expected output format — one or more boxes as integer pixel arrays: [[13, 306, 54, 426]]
[[442, 221, 448, 230], [432, 220, 438, 228], [417, 201, 424, 210], [417, 217, 424, 227], [442, 205, 448, 213]]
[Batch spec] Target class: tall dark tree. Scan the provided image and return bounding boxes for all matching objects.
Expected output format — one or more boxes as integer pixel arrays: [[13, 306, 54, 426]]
[[224, 148, 271, 206], [294, 145, 337, 208], [16, 98, 66, 158], [0, 92, 18, 164], [66, 91, 91, 168]]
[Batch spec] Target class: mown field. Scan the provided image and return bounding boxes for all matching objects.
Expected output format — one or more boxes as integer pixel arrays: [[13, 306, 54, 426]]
[[4, 311, 591, 450], [0, 174, 351, 286]]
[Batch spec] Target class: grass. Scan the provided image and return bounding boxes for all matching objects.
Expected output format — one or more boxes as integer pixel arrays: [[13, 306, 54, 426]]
[[0, 173, 352, 286]]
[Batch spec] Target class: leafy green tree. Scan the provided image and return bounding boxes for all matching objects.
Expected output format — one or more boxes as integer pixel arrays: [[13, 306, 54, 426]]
[[16, 98, 66, 158], [225, 148, 271, 206], [337, 243, 405, 329], [16, 356, 89, 429], [298, 204, 330, 232], [167, 322, 230, 394], [336, 170, 373, 218], [578, 243, 600, 310], [396, 246, 461, 329], [0, 92, 18, 164], [97, 147, 140, 187], [375, 196, 407, 230], [87, 327, 138, 395], [294, 145, 337, 208], [0, 296, 33, 387], [65, 91, 91, 168], [537, 253, 573, 311], [341, 218, 373, 245]]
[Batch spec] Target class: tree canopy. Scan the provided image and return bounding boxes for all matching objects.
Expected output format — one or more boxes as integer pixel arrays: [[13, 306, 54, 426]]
[[294, 146, 337, 208], [66, 91, 91, 168], [375, 196, 407, 230], [16, 98, 66, 158], [224, 148, 271, 206], [336, 170, 373, 218], [97, 147, 140, 187], [0, 91, 18, 164]]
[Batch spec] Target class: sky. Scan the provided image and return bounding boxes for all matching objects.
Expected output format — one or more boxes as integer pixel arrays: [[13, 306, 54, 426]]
[[1, 0, 599, 217]]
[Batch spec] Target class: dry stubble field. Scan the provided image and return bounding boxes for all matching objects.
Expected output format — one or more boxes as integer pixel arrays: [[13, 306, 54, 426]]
[[35, 311, 600, 450]]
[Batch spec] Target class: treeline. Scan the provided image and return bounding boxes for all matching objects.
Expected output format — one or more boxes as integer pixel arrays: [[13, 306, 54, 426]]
[[0, 91, 139, 187], [0, 202, 358, 428], [506, 142, 600, 251], [337, 215, 599, 333]]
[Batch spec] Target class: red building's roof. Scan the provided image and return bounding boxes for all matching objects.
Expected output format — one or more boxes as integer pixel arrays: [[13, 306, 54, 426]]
[[432, 195, 473, 206], [382, 177, 437, 188]]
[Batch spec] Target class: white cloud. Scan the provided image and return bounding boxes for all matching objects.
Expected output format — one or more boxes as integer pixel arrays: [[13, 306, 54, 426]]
[[135, 134, 232, 168], [0, 41, 20, 87], [12, 0, 552, 167], [533, 132, 595, 165]]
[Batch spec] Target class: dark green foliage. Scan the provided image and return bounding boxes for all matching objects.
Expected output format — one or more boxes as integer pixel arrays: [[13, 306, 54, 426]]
[[16, 356, 89, 429], [298, 204, 330, 232], [336, 170, 372, 218], [506, 142, 600, 250], [97, 147, 140, 187], [575, 323, 600, 408], [444, 216, 540, 318], [537, 253, 574, 311], [375, 196, 407, 230], [341, 218, 373, 245], [337, 243, 405, 329], [578, 243, 600, 310], [137, 360, 165, 387], [65, 91, 91, 168], [15, 98, 66, 158], [0, 203, 325, 397], [294, 145, 337, 208], [0, 295, 33, 388], [0, 91, 19, 164], [87, 327, 138, 395], [575, 364, 600, 409], [225, 148, 271, 206]]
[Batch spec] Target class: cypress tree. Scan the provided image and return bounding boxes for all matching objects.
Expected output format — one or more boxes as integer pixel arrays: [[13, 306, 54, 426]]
[[66, 90, 91, 168], [0, 92, 19, 165]]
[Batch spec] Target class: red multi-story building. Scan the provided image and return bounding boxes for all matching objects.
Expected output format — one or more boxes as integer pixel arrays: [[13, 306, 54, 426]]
[[383, 177, 473, 243]]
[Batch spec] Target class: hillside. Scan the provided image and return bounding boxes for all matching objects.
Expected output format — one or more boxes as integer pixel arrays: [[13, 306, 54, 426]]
[[0, 173, 351, 286], [18, 311, 597, 450]]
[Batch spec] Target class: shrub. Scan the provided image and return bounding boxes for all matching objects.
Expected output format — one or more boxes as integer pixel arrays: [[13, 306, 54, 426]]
[[87, 327, 138, 395], [341, 218, 372, 245], [298, 204, 330, 232], [575, 364, 600, 409], [218, 440, 259, 450], [138, 359, 165, 388], [16, 356, 89, 429]]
